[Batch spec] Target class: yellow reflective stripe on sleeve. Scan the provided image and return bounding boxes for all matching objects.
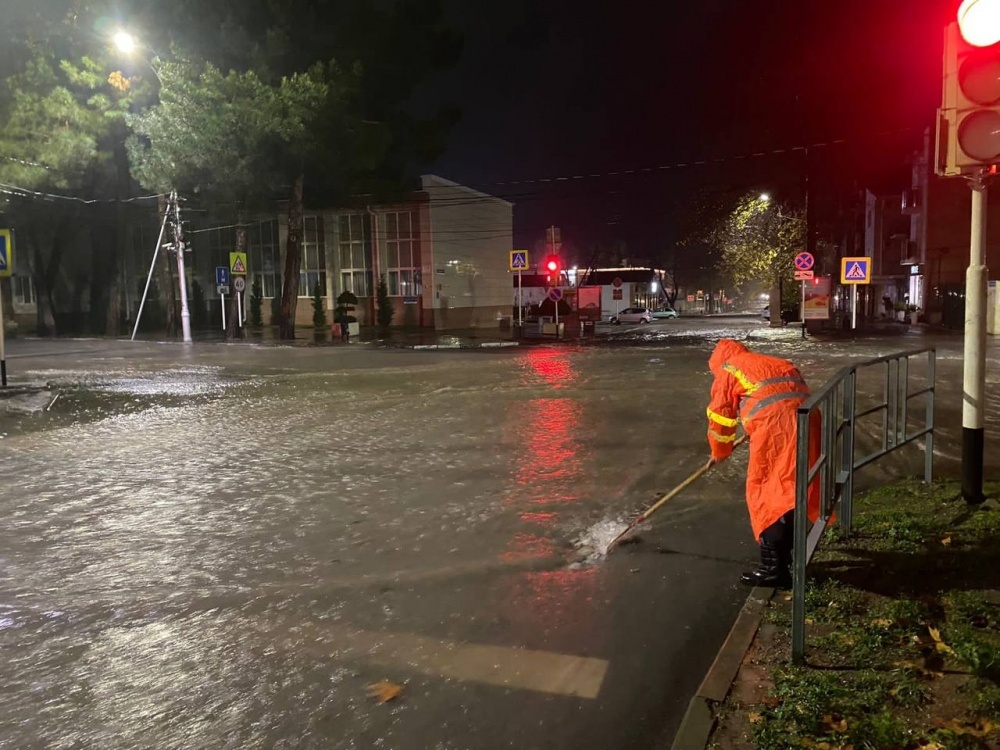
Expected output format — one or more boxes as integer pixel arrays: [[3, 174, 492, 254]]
[[706, 407, 739, 428], [723, 363, 759, 394], [709, 431, 736, 443]]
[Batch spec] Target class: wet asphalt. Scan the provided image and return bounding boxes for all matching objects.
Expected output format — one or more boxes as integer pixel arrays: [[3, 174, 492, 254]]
[[0, 317, 994, 749]]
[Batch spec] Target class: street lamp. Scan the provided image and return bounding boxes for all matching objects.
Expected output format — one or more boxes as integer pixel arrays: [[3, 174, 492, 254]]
[[759, 193, 771, 202], [113, 30, 136, 54]]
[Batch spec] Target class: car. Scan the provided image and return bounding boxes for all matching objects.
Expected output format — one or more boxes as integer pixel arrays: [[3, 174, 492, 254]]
[[611, 307, 653, 324], [762, 306, 800, 323], [651, 307, 679, 319]]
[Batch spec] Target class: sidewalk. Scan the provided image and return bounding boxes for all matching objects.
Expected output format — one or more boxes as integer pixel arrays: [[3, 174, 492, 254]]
[[673, 479, 1000, 750]]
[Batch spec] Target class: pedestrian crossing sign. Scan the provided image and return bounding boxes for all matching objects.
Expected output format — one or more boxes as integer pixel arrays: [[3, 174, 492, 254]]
[[230, 252, 247, 275], [0, 229, 11, 278], [510, 250, 529, 271], [840, 256, 871, 285]]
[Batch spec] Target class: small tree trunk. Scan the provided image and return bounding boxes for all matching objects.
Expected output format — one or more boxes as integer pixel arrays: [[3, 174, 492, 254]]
[[278, 174, 304, 340], [769, 273, 783, 328]]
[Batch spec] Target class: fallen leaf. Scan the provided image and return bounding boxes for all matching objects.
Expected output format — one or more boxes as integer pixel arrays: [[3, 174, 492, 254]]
[[747, 711, 763, 724], [940, 536, 952, 546], [928, 626, 956, 655], [870, 618, 893, 628], [366, 680, 403, 704], [935, 641, 956, 656], [805, 617, 814, 626]]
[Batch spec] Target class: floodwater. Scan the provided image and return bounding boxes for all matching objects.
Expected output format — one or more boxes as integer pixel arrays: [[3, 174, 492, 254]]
[[0, 320, 995, 749]]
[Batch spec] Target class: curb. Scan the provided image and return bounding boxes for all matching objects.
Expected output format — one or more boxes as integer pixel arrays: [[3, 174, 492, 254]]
[[389, 342, 520, 350], [669, 586, 774, 750]]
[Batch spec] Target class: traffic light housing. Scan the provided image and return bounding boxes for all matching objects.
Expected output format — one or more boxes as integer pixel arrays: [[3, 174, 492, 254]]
[[544, 254, 561, 284], [936, 13, 1000, 176]]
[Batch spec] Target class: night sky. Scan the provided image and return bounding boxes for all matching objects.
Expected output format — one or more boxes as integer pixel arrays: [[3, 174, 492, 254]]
[[418, 0, 952, 262]]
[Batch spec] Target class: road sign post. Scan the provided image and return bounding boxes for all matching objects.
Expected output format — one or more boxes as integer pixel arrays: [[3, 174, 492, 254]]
[[612, 276, 623, 320], [510, 250, 528, 328], [794, 252, 815, 340], [840, 257, 872, 337], [0, 229, 11, 387]]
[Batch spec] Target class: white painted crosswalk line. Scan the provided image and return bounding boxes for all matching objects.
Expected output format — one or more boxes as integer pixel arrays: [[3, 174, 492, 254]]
[[318, 625, 609, 699]]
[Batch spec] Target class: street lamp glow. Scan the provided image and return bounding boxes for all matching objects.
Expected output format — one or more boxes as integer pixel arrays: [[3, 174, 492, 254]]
[[959, 0, 1000, 47], [759, 193, 771, 202], [113, 30, 136, 54]]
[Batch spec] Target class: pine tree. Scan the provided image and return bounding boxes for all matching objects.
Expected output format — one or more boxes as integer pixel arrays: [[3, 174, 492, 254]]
[[311, 281, 327, 330], [376, 274, 394, 329]]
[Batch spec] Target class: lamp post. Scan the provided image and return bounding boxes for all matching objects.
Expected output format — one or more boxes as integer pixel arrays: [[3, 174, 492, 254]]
[[114, 30, 190, 343]]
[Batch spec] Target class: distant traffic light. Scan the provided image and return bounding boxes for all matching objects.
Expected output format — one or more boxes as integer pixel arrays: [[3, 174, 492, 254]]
[[544, 254, 561, 283], [937, 6, 1000, 175]]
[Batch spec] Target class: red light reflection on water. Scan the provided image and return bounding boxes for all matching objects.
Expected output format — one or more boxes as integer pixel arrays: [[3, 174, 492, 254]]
[[519, 348, 577, 388], [500, 566, 603, 638], [499, 348, 587, 566]]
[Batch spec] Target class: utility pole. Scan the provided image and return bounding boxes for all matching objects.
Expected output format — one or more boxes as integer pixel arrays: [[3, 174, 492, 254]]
[[963, 171, 988, 504], [171, 191, 193, 343]]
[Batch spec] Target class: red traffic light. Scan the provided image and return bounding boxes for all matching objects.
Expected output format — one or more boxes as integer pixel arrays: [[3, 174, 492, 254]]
[[545, 255, 560, 274], [959, 0, 1000, 47]]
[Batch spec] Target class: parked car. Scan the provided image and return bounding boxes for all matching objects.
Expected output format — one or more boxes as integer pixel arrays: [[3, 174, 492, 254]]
[[611, 307, 653, 324], [651, 307, 679, 319], [761, 306, 800, 323]]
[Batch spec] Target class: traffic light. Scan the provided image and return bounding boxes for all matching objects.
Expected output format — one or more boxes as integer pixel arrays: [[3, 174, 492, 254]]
[[544, 254, 561, 284], [936, 2, 1000, 176]]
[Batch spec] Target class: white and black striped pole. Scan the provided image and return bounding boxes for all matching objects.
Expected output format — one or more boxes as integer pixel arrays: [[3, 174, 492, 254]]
[[962, 171, 988, 504]]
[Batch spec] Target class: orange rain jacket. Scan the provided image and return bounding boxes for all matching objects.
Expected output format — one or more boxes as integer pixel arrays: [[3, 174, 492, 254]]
[[707, 339, 821, 541]]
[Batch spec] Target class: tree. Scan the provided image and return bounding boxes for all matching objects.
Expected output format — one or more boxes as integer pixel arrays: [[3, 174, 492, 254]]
[[376, 274, 393, 329], [127, 56, 364, 340], [713, 193, 805, 326], [0, 52, 133, 333], [311, 281, 326, 330], [335, 290, 358, 326]]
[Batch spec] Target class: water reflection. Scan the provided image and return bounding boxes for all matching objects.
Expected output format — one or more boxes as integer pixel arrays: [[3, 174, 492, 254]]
[[497, 349, 604, 638]]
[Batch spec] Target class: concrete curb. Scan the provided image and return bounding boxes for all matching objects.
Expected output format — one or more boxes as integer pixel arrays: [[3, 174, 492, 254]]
[[669, 587, 774, 750], [389, 341, 520, 350]]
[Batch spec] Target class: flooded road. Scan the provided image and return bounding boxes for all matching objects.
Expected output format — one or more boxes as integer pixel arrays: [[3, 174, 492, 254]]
[[0, 320, 995, 748]]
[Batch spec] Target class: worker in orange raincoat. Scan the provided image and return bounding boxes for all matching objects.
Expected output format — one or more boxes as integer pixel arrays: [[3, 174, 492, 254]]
[[706, 339, 820, 588]]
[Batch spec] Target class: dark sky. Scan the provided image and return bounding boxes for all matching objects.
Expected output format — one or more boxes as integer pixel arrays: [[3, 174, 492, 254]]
[[417, 0, 952, 262]]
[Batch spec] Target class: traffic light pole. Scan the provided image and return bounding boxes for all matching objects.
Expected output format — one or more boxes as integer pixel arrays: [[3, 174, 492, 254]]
[[962, 171, 988, 504]]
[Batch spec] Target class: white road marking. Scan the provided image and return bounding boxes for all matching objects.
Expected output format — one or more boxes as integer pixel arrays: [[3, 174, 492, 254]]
[[319, 625, 609, 699]]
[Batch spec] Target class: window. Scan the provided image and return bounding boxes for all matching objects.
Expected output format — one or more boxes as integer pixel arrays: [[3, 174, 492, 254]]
[[13, 275, 34, 305], [247, 220, 280, 297], [338, 213, 373, 297], [384, 210, 422, 297], [299, 215, 326, 297]]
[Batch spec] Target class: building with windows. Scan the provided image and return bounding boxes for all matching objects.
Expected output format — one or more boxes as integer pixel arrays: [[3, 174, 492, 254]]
[[3, 175, 512, 335], [183, 174, 511, 331], [323, 175, 513, 329]]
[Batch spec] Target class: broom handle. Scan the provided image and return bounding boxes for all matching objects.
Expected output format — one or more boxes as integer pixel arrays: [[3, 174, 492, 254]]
[[607, 434, 748, 552]]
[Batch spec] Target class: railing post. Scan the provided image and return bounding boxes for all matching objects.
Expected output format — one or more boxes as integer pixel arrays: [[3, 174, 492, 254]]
[[901, 355, 910, 443], [840, 370, 856, 534], [925, 350, 936, 484], [882, 361, 890, 453], [792, 407, 811, 665]]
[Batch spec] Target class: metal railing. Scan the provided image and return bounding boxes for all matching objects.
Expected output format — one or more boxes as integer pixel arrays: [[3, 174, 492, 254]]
[[791, 348, 936, 663]]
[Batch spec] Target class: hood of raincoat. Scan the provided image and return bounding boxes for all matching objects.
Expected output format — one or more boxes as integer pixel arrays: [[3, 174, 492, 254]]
[[709, 339, 748, 376]]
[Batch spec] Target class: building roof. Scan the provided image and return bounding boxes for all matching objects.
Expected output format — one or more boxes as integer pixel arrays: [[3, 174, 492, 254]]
[[420, 174, 513, 208]]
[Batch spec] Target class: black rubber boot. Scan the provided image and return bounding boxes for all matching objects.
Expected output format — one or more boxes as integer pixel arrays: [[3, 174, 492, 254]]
[[740, 539, 792, 589]]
